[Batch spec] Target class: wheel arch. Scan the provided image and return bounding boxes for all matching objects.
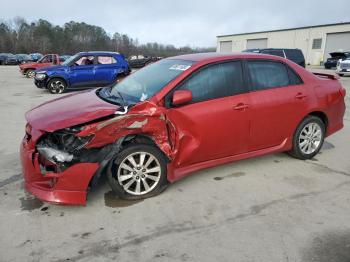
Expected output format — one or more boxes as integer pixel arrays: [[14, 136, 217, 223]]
[[307, 111, 329, 131], [290, 110, 329, 145], [121, 134, 170, 162], [24, 68, 35, 73], [88, 134, 170, 189], [46, 76, 69, 88]]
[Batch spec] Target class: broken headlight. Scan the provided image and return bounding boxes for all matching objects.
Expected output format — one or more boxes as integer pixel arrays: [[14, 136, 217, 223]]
[[36, 128, 94, 165]]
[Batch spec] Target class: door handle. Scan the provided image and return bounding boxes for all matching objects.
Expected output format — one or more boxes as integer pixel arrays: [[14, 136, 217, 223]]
[[234, 103, 249, 111], [295, 93, 307, 99]]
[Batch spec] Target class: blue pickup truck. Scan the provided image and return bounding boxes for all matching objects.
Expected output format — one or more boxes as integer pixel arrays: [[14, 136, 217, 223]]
[[34, 51, 130, 94]]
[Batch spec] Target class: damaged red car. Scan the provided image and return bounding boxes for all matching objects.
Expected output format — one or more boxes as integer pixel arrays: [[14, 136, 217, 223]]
[[20, 53, 346, 205]]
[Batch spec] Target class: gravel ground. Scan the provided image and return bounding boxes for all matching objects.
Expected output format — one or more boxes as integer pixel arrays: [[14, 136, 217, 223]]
[[0, 65, 349, 262]]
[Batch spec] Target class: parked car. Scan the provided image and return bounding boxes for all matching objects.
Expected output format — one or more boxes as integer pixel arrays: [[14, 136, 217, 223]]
[[19, 54, 60, 78], [30, 53, 43, 62], [0, 53, 13, 65], [15, 54, 34, 64], [34, 51, 130, 94], [243, 48, 306, 67], [128, 55, 161, 68], [324, 52, 350, 69], [2, 53, 18, 65], [21, 52, 346, 205], [336, 57, 350, 76]]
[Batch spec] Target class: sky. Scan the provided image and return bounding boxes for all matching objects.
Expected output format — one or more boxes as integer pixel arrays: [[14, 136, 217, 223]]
[[1, 0, 349, 47]]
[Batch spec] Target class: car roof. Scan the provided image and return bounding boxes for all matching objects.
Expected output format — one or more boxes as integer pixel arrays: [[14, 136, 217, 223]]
[[77, 51, 120, 56], [167, 52, 287, 63]]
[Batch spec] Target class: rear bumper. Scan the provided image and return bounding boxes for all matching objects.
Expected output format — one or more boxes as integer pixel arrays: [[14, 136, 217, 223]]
[[20, 137, 99, 205]]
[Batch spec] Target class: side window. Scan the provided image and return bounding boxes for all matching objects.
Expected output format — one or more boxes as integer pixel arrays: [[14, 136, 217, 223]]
[[176, 61, 245, 103], [75, 56, 94, 66], [97, 56, 117, 64], [247, 60, 290, 90], [41, 55, 52, 63], [287, 66, 303, 85]]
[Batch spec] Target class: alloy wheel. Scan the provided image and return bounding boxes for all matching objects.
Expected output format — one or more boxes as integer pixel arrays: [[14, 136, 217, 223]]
[[117, 151, 161, 195], [50, 80, 65, 94], [27, 70, 35, 78], [298, 122, 322, 154]]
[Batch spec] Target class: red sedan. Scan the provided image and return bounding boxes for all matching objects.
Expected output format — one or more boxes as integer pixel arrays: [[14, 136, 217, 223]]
[[20, 53, 346, 205]]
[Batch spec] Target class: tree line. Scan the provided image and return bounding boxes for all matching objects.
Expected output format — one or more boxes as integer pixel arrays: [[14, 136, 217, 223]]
[[0, 17, 215, 57]]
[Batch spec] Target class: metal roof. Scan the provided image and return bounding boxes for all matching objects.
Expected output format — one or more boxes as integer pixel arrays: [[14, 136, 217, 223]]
[[217, 22, 350, 38]]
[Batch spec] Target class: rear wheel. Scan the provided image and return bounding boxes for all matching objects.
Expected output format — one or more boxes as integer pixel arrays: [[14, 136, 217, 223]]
[[26, 69, 35, 78], [47, 78, 67, 94], [338, 73, 344, 77], [289, 116, 325, 160], [107, 144, 168, 200]]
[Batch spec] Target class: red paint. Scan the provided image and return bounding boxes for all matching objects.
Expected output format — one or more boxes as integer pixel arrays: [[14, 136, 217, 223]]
[[172, 90, 193, 106], [20, 138, 99, 205], [26, 89, 117, 132], [19, 54, 60, 73], [20, 53, 346, 205]]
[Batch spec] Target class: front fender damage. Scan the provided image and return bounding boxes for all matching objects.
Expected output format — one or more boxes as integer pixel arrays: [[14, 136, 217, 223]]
[[78, 101, 178, 160], [29, 101, 193, 204]]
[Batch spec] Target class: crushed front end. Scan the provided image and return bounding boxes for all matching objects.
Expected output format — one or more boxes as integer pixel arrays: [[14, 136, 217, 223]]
[[20, 123, 120, 205], [20, 95, 179, 205]]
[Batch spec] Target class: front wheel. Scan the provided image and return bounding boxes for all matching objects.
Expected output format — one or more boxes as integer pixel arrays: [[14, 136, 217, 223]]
[[107, 144, 168, 200], [289, 116, 325, 160], [47, 78, 67, 94], [26, 69, 35, 78]]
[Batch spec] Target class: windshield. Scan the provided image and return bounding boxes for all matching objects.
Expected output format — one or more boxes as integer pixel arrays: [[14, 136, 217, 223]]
[[107, 59, 193, 104], [62, 54, 79, 65]]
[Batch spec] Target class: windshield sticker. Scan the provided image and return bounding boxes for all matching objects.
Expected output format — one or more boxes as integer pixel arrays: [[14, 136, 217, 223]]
[[169, 64, 191, 71]]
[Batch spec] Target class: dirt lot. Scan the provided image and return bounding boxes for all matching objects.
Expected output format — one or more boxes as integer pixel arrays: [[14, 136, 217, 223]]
[[0, 65, 349, 262]]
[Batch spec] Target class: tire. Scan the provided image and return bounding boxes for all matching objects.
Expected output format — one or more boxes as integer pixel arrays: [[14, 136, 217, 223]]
[[47, 78, 67, 94], [107, 144, 168, 200], [338, 73, 344, 77], [26, 69, 35, 78], [289, 116, 325, 160]]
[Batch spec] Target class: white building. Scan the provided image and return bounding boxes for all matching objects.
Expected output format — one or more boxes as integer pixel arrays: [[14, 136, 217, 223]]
[[217, 22, 350, 66]]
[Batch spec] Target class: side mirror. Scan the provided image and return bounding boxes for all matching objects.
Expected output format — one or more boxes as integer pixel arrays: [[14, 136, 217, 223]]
[[172, 89, 192, 106]]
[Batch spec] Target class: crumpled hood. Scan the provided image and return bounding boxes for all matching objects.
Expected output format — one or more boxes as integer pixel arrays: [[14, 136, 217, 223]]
[[26, 89, 118, 132]]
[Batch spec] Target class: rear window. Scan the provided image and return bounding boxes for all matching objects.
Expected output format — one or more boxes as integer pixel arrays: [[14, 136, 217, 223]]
[[284, 49, 304, 62]]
